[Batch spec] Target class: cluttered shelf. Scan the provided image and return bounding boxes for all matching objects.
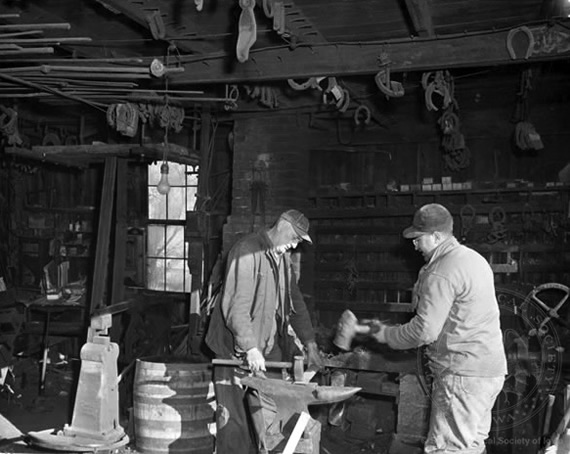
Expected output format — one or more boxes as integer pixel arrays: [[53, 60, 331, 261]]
[[308, 183, 570, 218]]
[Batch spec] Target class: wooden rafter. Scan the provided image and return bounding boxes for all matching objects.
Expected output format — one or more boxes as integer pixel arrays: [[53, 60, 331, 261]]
[[5, 143, 200, 166], [163, 20, 570, 84], [93, 0, 219, 55], [404, 0, 435, 38]]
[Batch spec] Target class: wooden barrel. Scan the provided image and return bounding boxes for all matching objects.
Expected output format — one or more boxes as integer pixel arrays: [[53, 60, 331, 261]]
[[133, 357, 215, 454]]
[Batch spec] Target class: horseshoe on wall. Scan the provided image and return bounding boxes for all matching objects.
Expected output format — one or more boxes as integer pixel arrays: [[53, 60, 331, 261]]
[[374, 67, 404, 98], [506, 26, 535, 60], [42, 132, 61, 146], [354, 105, 371, 126], [287, 77, 318, 91]]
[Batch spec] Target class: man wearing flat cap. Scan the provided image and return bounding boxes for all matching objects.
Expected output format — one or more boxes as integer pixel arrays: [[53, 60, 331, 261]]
[[371, 203, 507, 454], [206, 209, 322, 454]]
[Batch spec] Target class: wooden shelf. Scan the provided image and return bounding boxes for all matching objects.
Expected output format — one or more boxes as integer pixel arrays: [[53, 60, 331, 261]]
[[309, 185, 570, 199], [308, 185, 570, 219]]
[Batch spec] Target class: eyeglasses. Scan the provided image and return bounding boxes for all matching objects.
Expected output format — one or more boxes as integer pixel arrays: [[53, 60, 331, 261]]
[[412, 233, 435, 245]]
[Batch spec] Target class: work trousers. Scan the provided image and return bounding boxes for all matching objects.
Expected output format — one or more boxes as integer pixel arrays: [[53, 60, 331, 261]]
[[213, 365, 282, 454], [213, 365, 257, 454], [424, 374, 504, 454]]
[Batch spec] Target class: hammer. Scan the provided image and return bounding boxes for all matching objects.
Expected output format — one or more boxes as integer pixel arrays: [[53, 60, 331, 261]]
[[212, 356, 316, 383], [333, 309, 380, 351]]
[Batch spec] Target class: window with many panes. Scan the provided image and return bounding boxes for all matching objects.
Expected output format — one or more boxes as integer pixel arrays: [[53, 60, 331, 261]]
[[147, 161, 198, 292]]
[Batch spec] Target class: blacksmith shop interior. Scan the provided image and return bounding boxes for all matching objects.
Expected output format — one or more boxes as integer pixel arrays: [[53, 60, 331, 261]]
[[2, 1, 570, 454]]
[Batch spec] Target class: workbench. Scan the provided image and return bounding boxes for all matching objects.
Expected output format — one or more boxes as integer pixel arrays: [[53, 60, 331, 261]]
[[18, 295, 86, 394]]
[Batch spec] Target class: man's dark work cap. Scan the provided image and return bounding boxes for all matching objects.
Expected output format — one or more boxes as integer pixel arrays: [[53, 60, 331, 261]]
[[281, 209, 312, 244], [403, 203, 453, 239]]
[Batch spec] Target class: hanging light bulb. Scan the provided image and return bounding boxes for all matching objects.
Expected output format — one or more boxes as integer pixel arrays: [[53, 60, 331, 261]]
[[157, 162, 170, 195]]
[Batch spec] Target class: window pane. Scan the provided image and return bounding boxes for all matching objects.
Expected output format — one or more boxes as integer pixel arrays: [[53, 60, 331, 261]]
[[148, 161, 161, 185], [147, 225, 166, 258], [149, 188, 167, 220], [166, 225, 185, 258], [186, 187, 197, 211], [147, 258, 165, 290], [167, 187, 186, 221], [166, 258, 192, 292], [186, 170, 198, 186], [169, 162, 186, 186], [166, 259, 185, 292]]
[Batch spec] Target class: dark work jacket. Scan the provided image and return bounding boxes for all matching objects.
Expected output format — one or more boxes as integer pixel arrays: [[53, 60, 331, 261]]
[[205, 229, 315, 360]]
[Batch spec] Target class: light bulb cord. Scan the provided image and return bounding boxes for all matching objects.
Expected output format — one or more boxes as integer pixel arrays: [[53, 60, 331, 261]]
[[162, 44, 173, 165]]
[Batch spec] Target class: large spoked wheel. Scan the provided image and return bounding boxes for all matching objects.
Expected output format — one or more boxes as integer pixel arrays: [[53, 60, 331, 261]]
[[522, 283, 570, 337]]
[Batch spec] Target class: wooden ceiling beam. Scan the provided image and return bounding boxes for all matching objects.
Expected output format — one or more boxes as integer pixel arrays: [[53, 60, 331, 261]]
[[404, 0, 435, 38], [166, 21, 570, 84], [5, 143, 200, 166]]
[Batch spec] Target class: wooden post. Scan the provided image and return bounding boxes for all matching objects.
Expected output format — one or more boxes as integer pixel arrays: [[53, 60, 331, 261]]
[[110, 159, 128, 341], [89, 157, 117, 315], [111, 159, 127, 306]]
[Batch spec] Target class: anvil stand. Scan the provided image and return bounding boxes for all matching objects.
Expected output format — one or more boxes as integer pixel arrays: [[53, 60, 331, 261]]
[[26, 314, 129, 452], [213, 356, 361, 453], [26, 158, 130, 452], [240, 375, 360, 454]]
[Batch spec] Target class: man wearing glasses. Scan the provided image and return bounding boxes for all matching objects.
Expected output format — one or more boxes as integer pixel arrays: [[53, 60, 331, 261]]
[[371, 203, 507, 454]]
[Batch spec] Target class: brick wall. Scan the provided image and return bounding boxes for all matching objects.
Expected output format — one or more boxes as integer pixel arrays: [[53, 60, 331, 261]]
[[222, 114, 324, 319], [223, 114, 323, 248]]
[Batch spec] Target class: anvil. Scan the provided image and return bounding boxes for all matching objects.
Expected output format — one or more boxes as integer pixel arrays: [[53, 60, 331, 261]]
[[241, 375, 360, 432]]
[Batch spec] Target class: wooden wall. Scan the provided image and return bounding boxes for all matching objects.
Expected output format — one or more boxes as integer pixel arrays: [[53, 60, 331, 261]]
[[223, 67, 570, 335]]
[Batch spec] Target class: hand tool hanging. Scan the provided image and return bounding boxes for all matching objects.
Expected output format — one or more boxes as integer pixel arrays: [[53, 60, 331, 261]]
[[250, 158, 268, 231], [374, 54, 404, 99], [511, 68, 544, 151], [487, 206, 508, 244]]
